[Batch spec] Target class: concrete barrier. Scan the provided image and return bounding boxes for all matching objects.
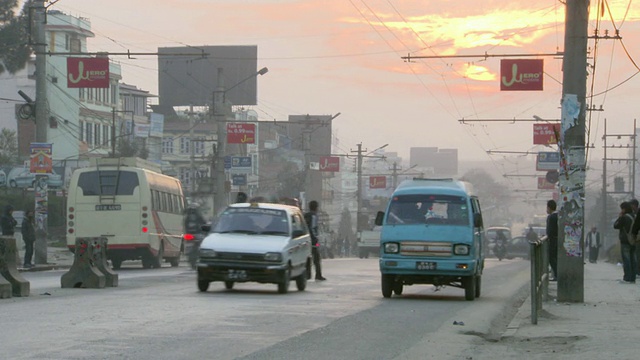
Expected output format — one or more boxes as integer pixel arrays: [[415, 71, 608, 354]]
[[0, 236, 30, 297], [61, 238, 106, 289], [93, 237, 118, 287]]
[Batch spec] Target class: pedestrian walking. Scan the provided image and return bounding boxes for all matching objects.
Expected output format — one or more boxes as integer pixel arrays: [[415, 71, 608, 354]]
[[304, 200, 326, 281], [21, 210, 36, 268], [613, 201, 636, 284], [586, 226, 601, 264], [546, 200, 558, 281], [1, 204, 17, 236]]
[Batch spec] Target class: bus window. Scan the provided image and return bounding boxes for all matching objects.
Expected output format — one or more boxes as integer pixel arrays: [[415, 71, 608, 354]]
[[77, 171, 139, 196]]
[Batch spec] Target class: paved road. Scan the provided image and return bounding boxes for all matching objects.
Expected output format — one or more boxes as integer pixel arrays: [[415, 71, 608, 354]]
[[2, 258, 529, 360]]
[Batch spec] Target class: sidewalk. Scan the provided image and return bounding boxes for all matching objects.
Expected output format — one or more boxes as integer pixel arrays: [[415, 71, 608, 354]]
[[17, 246, 74, 272], [495, 260, 640, 358]]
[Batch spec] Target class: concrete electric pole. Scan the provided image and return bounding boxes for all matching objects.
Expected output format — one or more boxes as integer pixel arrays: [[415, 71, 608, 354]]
[[557, 0, 589, 302]]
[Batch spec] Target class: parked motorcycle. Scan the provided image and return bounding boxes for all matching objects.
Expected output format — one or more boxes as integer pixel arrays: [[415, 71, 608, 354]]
[[183, 232, 204, 269]]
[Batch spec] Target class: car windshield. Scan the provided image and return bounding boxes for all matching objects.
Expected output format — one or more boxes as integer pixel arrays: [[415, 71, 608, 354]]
[[386, 194, 470, 225], [213, 207, 289, 236]]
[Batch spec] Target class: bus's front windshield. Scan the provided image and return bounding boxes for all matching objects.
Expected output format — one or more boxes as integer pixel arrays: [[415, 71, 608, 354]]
[[213, 208, 289, 236], [387, 194, 470, 226]]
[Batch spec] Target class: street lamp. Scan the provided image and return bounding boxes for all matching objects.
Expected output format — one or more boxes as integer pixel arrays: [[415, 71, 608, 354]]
[[213, 67, 269, 214]]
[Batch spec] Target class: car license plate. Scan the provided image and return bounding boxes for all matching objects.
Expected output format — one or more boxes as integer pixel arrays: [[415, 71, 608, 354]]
[[227, 269, 247, 280], [416, 261, 437, 270]]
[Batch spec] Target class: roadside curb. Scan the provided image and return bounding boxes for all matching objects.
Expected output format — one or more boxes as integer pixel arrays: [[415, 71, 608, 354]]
[[18, 264, 72, 272]]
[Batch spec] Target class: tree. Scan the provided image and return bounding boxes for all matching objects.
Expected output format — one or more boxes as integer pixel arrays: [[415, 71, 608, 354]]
[[460, 168, 512, 226], [0, 128, 18, 164], [0, 0, 32, 75]]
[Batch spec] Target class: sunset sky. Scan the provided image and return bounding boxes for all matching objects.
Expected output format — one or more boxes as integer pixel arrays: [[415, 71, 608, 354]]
[[50, 0, 640, 179]]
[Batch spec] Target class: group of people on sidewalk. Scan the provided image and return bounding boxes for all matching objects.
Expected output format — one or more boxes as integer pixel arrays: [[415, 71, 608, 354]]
[[0, 204, 36, 268], [613, 199, 640, 284]]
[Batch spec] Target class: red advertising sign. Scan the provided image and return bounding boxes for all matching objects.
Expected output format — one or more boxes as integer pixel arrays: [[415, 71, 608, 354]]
[[369, 176, 386, 189], [533, 123, 560, 145], [500, 59, 544, 91], [67, 57, 110, 88], [319, 156, 340, 172], [227, 123, 256, 144], [537, 177, 555, 190]]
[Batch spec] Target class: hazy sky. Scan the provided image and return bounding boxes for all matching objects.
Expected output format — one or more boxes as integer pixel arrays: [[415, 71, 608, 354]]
[[49, 0, 640, 174]]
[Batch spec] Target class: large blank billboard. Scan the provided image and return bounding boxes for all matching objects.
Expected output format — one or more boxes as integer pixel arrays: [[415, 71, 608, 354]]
[[158, 45, 258, 107]]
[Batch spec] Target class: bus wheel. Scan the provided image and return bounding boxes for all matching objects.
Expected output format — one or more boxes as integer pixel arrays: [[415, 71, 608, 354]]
[[224, 281, 234, 290], [111, 258, 122, 270], [152, 244, 164, 269], [168, 256, 180, 267], [142, 257, 153, 269], [381, 274, 394, 298]]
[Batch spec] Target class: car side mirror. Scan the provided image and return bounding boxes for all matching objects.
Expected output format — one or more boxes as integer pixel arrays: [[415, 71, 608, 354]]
[[292, 229, 305, 238], [375, 211, 385, 226], [474, 213, 483, 228]]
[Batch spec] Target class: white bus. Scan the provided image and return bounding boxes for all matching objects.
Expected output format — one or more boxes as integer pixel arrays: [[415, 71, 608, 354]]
[[66, 158, 185, 269]]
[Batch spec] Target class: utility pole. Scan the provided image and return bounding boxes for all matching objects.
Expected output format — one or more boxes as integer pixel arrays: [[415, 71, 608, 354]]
[[33, 0, 48, 265], [557, 0, 589, 302], [353, 143, 364, 234], [213, 68, 227, 215], [189, 104, 196, 197], [391, 162, 399, 189]]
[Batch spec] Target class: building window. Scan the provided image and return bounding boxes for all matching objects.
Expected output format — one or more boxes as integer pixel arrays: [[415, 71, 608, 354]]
[[194, 137, 205, 155], [180, 138, 190, 154], [110, 84, 117, 105], [85, 122, 93, 146], [94, 124, 101, 146], [79, 88, 85, 100], [103, 124, 110, 146], [79, 120, 84, 142], [162, 137, 174, 154]]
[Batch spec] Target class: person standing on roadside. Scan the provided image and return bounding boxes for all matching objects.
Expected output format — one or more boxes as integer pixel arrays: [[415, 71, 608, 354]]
[[586, 226, 601, 264], [629, 199, 640, 275], [1, 204, 17, 236], [304, 200, 326, 281], [613, 201, 636, 284], [21, 210, 36, 268], [546, 200, 559, 281]]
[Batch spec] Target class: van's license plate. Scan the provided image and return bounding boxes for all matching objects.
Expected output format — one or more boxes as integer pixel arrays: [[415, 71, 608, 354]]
[[416, 261, 437, 270], [227, 269, 247, 280]]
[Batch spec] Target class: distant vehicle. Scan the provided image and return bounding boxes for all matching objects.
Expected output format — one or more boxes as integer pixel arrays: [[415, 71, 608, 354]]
[[485, 226, 512, 258], [507, 236, 531, 260], [66, 157, 185, 269], [7, 167, 63, 189], [197, 202, 312, 294], [357, 229, 380, 258]]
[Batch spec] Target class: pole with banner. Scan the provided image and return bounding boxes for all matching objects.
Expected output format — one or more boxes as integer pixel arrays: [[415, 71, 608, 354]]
[[30, 142, 52, 265]]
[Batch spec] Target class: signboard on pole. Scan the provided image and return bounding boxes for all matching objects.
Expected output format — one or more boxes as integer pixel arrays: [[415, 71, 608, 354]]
[[227, 123, 256, 144], [67, 57, 110, 88], [533, 123, 560, 145], [369, 176, 386, 189], [232, 174, 247, 186], [319, 156, 340, 172], [229, 156, 252, 174], [536, 151, 560, 171], [500, 59, 544, 91], [29, 143, 52, 174]]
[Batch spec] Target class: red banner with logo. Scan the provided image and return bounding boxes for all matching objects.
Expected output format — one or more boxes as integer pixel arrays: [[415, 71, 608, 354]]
[[319, 156, 339, 172], [500, 59, 544, 91], [533, 123, 560, 145], [67, 57, 110, 88], [227, 123, 256, 144], [369, 176, 386, 189]]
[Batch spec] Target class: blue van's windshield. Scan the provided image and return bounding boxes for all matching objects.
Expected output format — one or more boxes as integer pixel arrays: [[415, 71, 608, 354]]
[[387, 194, 469, 226]]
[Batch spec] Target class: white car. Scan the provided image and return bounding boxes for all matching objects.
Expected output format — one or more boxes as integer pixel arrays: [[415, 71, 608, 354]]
[[8, 167, 63, 189], [197, 202, 313, 294]]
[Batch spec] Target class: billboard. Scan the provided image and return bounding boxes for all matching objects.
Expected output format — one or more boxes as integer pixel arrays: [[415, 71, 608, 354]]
[[533, 123, 560, 145], [158, 46, 258, 107], [227, 123, 256, 144], [500, 59, 544, 91], [319, 156, 340, 172], [67, 57, 110, 88], [369, 176, 386, 189]]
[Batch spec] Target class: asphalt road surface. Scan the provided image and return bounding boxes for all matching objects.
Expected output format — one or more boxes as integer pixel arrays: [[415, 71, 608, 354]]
[[2, 257, 530, 360]]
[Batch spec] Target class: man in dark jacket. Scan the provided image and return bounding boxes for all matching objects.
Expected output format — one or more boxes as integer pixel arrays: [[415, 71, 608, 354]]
[[1, 204, 17, 236], [305, 200, 326, 281], [21, 210, 36, 268], [614, 201, 636, 284]]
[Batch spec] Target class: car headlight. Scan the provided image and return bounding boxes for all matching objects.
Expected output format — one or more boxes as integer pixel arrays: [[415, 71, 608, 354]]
[[384, 242, 399, 253], [453, 244, 470, 255], [199, 248, 217, 257], [264, 252, 282, 261]]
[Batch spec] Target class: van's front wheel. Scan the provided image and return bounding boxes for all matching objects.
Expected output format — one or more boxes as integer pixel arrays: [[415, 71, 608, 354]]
[[381, 274, 394, 298], [463, 276, 476, 301]]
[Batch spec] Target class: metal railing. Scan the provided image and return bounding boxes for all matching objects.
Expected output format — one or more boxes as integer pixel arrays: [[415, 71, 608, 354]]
[[530, 235, 549, 324]]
